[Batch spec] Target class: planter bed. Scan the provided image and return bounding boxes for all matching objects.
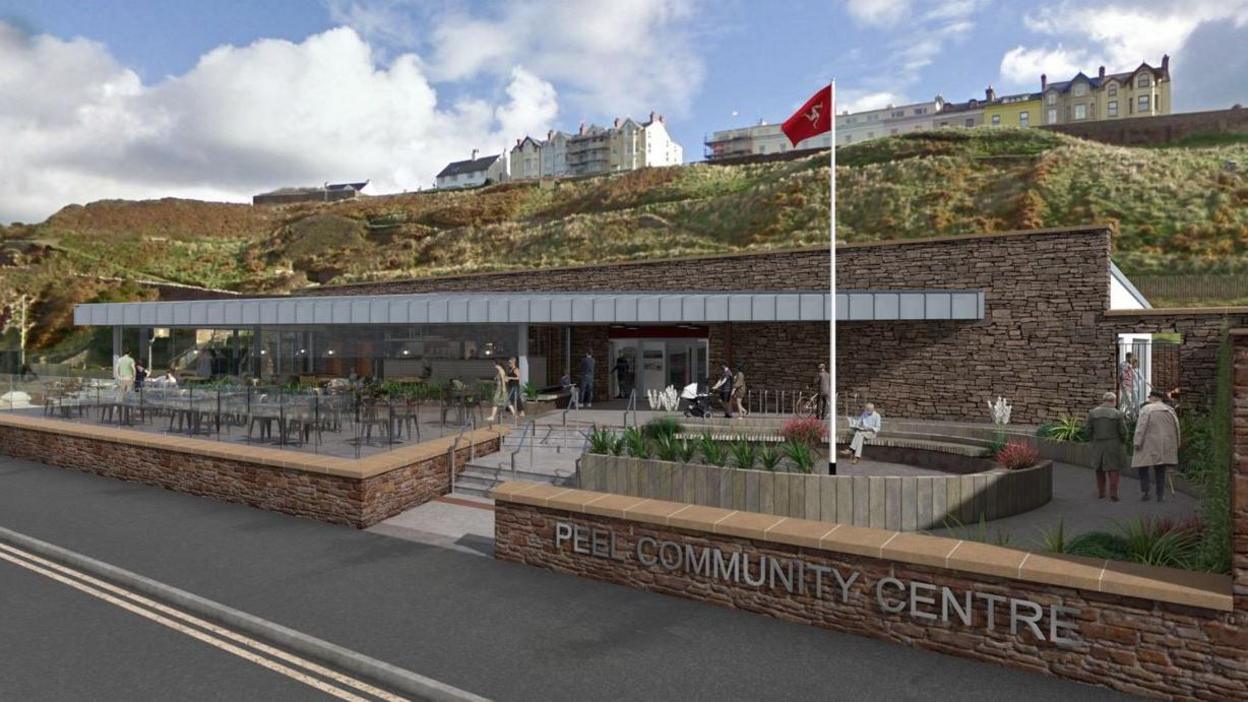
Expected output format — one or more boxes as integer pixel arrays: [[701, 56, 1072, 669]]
[[578, 453, 1053, 531]]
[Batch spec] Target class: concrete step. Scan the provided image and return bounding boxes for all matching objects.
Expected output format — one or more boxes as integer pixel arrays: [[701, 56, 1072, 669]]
[[460, 462, 575, 485], [453, 468, 573, 498], [444, 492, 495, 507]]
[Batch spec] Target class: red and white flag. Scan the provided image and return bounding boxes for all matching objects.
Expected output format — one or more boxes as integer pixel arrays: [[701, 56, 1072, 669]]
[[781, 84, 833, 146]]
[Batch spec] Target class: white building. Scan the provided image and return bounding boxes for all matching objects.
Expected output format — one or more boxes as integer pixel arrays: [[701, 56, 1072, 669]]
[[836, 97, 945, 146], [435, 150, 509, 189], [704, 121, 829, 160], [511, 113, 682, 180]]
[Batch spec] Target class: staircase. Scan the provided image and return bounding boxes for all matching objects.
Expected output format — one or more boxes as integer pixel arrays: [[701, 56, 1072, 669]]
[[451, 424, 587, 498]]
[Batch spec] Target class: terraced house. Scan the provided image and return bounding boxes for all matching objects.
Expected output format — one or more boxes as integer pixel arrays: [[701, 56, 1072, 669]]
[[1041, 56, 1171, 125]]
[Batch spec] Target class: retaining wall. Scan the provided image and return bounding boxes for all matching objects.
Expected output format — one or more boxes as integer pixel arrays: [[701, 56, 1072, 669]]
[[578, 454, 1052, 530], [0, 414, 503, 528], [493, 484, 1239, 700]]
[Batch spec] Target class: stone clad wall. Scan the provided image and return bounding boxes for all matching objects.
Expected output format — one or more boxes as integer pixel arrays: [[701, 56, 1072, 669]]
[[1107, 310, 1248, 414], [1232, 331, 1248, 612], [0, 417, 500, 528], [494, 487, 1244, 700], [308, 248, 828, 297], [837, 227, 1114, 423]]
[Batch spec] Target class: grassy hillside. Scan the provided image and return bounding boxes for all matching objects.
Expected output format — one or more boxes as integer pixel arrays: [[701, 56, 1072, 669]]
[[4, 127, 1248, 359], [837, 129, 1248, 275], [1, 157, 830, 355]]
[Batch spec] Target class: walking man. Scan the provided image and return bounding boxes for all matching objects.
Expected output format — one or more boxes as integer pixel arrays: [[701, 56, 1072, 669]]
[[580, 351, 596, 409], [114, 349, 136, 394], [1132, 389, 1181, 502], [815, 363, 831, 419], [1084, 391, 1128, 501]]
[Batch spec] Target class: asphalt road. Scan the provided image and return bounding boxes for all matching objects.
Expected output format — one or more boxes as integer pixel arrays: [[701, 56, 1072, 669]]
[[0, 456, 1136, 702], [0, 554, 339, 701]]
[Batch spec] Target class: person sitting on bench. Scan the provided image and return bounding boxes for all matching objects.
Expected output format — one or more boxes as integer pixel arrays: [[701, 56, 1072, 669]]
[[840, 402, 881, 465]]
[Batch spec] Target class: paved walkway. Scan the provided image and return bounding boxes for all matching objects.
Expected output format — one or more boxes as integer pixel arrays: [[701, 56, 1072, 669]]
[[368, 497, 496, 557], [932, 462, 1200, 549]]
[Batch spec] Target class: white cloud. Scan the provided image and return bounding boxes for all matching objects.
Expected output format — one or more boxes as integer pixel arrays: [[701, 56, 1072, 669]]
[[999, 45, 1091, 85], [839, 0, 982, 108], [840, 90, 908, 113], [329, 0, 706, 119], [0, 24, 559, 223], [845, 0, 911, 27]]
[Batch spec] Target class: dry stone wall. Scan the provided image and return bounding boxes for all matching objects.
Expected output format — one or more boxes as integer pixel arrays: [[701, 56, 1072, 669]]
[[837, 227, 1115, 423], [0, 418, 499, 528], [495, 493, 1244, 700]]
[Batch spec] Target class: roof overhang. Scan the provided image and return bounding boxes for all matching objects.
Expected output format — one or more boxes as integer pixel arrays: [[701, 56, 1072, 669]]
[[835, 290, 984, 321], [74, 291, 833, 327]]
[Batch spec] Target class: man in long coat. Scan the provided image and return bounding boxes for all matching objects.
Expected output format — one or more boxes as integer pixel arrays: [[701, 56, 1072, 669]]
[[1084, 391, 1128, 501], [1132, 390, 1181, 502]]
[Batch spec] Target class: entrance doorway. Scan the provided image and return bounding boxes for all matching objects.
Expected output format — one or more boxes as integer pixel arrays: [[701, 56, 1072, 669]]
[[609, 337, 709, 399]]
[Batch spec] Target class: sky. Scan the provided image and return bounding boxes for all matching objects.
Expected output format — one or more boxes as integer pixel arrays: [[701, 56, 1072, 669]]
[[1, 0, 1247, 223]]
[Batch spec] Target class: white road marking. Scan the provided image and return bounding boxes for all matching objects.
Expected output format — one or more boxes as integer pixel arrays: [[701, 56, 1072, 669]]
[[0, 544, 407, 702], [0, 542, 407, 702]]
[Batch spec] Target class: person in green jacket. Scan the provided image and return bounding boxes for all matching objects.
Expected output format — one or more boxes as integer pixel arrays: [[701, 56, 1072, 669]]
[[1083, 391, 1129, 501]]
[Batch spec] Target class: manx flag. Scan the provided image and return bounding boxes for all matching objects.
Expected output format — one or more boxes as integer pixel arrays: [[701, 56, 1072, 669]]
[[781, 84, 832, 146]]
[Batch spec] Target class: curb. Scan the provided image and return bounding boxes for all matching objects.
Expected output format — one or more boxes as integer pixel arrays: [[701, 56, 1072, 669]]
[[0, 525, 489, 702]]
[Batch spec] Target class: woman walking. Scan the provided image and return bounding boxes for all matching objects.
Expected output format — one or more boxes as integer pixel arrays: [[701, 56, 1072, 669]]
[[487, 360, 513, 422], [506, 357, 525, 418]]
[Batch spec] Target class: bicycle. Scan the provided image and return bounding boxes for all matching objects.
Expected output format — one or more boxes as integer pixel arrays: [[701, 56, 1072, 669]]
[[794, 391, 824, 418]]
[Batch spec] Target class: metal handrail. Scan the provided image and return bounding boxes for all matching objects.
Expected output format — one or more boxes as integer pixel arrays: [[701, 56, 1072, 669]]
[[561, 384, 580, 426], [509, 419, 536, 479], [622, 388, 637, 427], [448, 417, 472, 495]]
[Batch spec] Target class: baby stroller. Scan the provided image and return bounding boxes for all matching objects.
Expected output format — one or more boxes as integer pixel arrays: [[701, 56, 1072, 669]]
[[681, 382, 712, 418]]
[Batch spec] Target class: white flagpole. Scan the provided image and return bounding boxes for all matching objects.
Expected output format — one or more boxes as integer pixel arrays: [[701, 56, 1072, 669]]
[[828, 78, 837, 475]]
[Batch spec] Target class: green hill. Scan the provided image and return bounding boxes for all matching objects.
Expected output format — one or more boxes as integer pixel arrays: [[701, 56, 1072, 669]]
[[837, 129, 1248, 277], [4, 127, 1248, 358]]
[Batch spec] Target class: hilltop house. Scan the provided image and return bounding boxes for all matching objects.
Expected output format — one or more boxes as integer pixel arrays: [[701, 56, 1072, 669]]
[[509, 113, 683, 180], [1040, 56, 1171, 125], [252, 181, 369, 206], [435, 151, 508, 190]]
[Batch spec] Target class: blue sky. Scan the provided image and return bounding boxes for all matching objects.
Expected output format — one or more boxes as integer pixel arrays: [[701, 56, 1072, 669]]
[[1, 0, 1246, 222]]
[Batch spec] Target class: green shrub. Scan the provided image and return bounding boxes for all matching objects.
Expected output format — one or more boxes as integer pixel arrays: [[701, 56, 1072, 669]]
[[677, 438, 698, 463], [654, 432, 680, 462], [522, 381, 539, 401], [782, 440, 814, 473], [1040, 518, 1067, 554], [758, 444, 782, 472], [643, 416, 683, 441], [1064, 531, 1130, 561], [699, 433, 728, 467], [587, 427, 616, 455], [623, 427, 650, 459], [1117, 518, 1202, 570], [729, 440, 758, 470], [1037, 415, 1086, 442], [1198, 331, 1233, 573]]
